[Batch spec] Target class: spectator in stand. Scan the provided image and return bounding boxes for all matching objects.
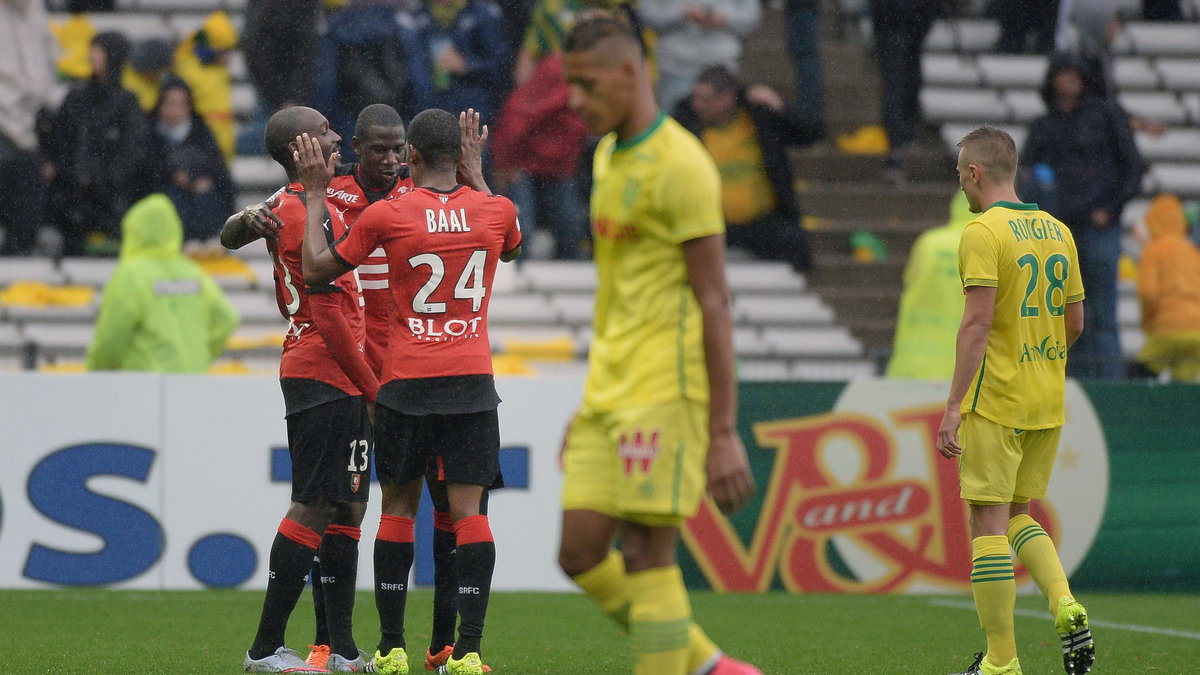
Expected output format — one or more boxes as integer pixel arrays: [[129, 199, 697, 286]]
[[886, 191, 974, 380], [398, 0, 510, 127], [785, 0, 825, 133], [0, 0, 54, 256], [1021, 52, 1143, 380], [142, 78, 235, 243], [996, 0, 1060, 54], [870, 0, 940, 184], [124, 38, 176, 112], [1136, 194, 1200, 382], [45, 31, 149, 256], [491, 52, 590, 259], [673, 65, 822, 272], [638, 0, 761, 113], [238, 0, 320, 155], [173, 11, 239, 163], [86, 194, 239, 373], [67, 0, 113, 10], [1142, 0, 1184, 20], [514, 0, 629, 88]]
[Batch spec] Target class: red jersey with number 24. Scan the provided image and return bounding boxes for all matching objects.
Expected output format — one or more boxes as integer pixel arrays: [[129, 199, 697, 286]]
[[332, 185, 521, 383], [266, 183, 366, 394]]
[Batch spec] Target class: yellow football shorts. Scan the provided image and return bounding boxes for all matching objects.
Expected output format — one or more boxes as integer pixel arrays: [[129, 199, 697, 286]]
[[560, 399, 708, 527], [958, 412, 1062, 504]]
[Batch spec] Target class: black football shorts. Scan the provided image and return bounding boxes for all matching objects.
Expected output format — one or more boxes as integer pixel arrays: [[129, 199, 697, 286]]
[[285, 395, 371, 504], [375, 406, 503, 489]]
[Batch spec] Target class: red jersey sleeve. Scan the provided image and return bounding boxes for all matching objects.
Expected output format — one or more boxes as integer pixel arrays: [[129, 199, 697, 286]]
[[332, 201, 388, 269], [501, 198, 522, 254], [308, 291, 380, 401]]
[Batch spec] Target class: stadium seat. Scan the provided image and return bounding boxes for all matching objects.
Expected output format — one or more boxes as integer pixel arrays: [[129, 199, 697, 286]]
[[1002, 89, 1047, 123], [792, 358, 877, 381], [59, 258, 118, 288], [1146, 163, 1200, 197], [726, 262, 805, 293], [548, 294, 596, 327], [734, 327, 772, 358], [4, 301, 97, 324], [49, 12, 173, 40], [232, 82, 257, 118], [1118, 91, 1188, 124], [1125, 22, 1200, 56], [0, 258, 63, 287], [736, 358, 792, 380], [489, 293, 562, 325], [977, 54, 1047, 89], [20, 323, 94, 358], [922, 54, 982, 87], [941, 122, 1028, 154], [1113, 56, 1162, 90], [1118, 294, 1141, 328], [1155, 58, 1200, 91], [1135, 128, 1200, 161], [954, 20, 1001, 53], [1121, 327, 1146, 358], [734, 295, 834, 325], [231, 155, 287, 192], [763, 326, 863, 358], [226, 290, 285, 325], [921, 88, 1008, 123], [520, 262, 596, 293], [1183, 92, 1200, 123], [923, 21, 957, 53]]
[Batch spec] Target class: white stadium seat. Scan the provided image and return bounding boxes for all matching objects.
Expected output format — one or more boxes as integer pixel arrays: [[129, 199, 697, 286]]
[[1146, 163, 1200, 198], [737, 359, 793, 381], [977, 55, 1047, 89], [921, 88, 1008, 124], [520, 262, 596, 293], [941, 123, 1028, 154], [1118, 91, 1188, 124], [1113, 57, 1162, 90], [1155, 58, 1200, 90], [924, 21, 957, 53], [734, 327, 772, 358], [1125, 22, 1200, 56], [1183, 92, 1200, 123], [734, 295, 834, 325], [20, 324, 94, 356], [792, 359, 877, 381], [1121, 328, 1145, 358], [233, 82, 257, 117], [1118, 295, 1140, 328], [488, 294, 560, 325], [1135, 129, 1200, 162], [954, 20, 1001, 53], [548, 294, 595, 327], [763, 326, 863, 358], [0, 258, 63, 287], [922, 54, 982, 87], [226, 291, 285, 325], [59, 258, 118, 288], [726, 263, 805, 293], [1002, 89, 1047, 123], [232, 156, 287, 192]]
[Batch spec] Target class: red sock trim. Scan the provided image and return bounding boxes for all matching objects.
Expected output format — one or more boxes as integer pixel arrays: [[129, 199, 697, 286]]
[[377, 515, 415, 543], [278, 518, 321, 549], [323, 524, 361, 541], [453, 514, 493, 546], [433, 510, 455, 532]]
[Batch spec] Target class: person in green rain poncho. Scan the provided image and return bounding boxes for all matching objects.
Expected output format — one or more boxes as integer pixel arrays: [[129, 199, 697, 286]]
[[86, 193, 239, 372], [886, 191, 974, 380]]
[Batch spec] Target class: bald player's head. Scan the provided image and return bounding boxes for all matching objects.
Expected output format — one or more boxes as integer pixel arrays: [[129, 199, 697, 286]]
[[956, 127, 1018, 212], [264, 106, 340, 179]]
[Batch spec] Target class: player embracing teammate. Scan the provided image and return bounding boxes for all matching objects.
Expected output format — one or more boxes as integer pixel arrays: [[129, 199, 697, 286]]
[[299, 108, 521, 675]]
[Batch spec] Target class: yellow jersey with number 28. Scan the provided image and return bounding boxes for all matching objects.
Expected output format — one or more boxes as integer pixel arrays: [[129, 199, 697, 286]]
[[584, 112, 725, 411], [959, 201, 1085, 429]]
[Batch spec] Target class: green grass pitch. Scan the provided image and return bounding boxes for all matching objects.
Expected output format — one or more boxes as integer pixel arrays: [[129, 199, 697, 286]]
[[0, 590, 1195, 673]]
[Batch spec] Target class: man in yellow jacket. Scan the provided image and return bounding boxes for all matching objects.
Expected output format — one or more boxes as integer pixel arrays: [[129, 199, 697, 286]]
[[86, 194, 239, 372], [174, 11, 238, 162], [1137, 193, 1200, 381], [886, 191, 974, 379]]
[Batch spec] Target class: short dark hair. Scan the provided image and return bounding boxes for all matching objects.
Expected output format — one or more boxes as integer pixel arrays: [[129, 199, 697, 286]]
[[564, 10, 643, 55], [407, 108, 460, 170], [355, 103, 404, 140], [264, 106, 320, 170], [695, 64, 742, 95], [957, 126, 1018, 180]]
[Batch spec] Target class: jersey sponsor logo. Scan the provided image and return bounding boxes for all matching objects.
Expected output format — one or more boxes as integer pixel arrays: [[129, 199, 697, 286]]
[[682, 380, 1108, 593], [408, 317, 483, 340], [618, 429, 661, 475], [426, 207, 470, 233], [1019, 335, 1069, 363], [594, 217, 639, 242], [326, 187, 361, 204]]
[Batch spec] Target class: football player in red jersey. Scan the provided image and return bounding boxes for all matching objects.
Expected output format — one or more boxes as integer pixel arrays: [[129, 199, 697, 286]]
[[242, 106, 377, 674], [298, 108, 521, 675], [223, 104, 496, 672]]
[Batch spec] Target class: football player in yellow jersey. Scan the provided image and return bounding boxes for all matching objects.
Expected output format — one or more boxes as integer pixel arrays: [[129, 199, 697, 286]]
[[937, 127, 1094, 675], [556, 12, 759, 675]]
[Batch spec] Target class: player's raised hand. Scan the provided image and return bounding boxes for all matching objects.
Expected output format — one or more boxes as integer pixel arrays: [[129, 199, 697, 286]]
[[457, 109, 491, 193], [294, 132, 337, 195], [937, 406, 963, 458], [706, 430, 755, 513], [238, 201, 283, 241]]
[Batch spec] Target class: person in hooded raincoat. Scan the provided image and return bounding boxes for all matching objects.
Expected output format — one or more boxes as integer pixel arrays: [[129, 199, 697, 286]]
[[1136, 193, 1200, 382], [886, 191, 974, 380], [86, 193, 238, 372]]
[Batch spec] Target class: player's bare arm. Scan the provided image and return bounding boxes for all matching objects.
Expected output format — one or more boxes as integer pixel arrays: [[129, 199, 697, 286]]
[[937, 285, 996, 458], [457, 108, 492, 194], [683, 234, 755, 513], [219, 201, 283, 249], [1065, 300, 1084, 348], [295, 132, 351, 286]]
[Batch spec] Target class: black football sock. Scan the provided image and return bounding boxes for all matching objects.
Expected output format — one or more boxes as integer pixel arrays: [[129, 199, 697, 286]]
[[311, 552, 329, 646], [431, 510, 459, 654], [374, 515, 415, 654], [249, 519, 321, 660], [452, 515, 495, 658], [320, 525, 361, 659]]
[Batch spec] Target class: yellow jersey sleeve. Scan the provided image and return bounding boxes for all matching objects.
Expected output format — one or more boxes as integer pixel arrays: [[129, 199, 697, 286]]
[[959, 221, 1000, 289], [1064, 231, 1086, 303], [657, 150, 725, 244]]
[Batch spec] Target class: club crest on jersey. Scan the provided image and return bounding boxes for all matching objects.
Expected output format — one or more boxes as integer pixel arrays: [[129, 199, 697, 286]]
[[350, 473, 362, 493], [618, 429, 661, 475]]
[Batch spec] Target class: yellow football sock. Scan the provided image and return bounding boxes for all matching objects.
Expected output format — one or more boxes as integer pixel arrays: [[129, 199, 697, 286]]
[[628, 566, 692, 675], [573, 551, 722, 673], [971, 535, 1017, 667], [1008, 514, 1073, 616]]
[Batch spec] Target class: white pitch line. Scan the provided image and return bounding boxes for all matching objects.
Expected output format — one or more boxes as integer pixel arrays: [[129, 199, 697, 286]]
[[929, 598, 1200, 640]]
